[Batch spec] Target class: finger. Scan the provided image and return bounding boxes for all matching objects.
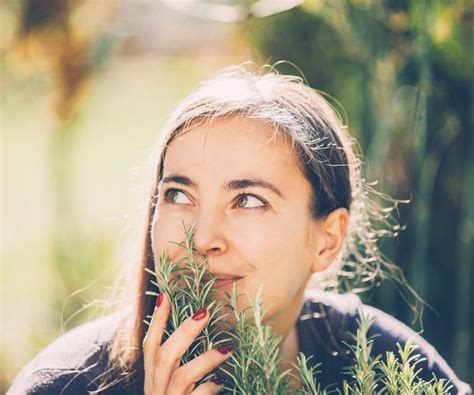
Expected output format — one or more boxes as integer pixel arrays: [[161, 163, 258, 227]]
[[152, 306, 210, 393], [143, 292, 171, 394], [191, 381, 224, 395], [168, 346, 232, 389]]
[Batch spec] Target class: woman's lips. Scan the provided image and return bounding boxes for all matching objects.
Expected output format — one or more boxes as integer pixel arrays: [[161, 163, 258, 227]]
[[213, 276, 243, 290]]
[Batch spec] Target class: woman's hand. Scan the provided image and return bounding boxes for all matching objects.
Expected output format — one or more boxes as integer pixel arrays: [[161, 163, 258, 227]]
[[143, 293, 232, 395]]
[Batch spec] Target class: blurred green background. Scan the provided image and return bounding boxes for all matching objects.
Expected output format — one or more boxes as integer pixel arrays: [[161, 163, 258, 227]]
[[1, 0, 473, 391]]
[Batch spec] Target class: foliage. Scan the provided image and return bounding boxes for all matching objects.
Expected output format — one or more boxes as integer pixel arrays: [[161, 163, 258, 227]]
[[244, 0, 473, 378]]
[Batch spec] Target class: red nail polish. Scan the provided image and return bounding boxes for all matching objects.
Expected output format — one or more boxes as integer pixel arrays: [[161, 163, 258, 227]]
[[191, 308, 207, 321], [216, 345, 233, 354], [211, 376, 226, 385], [156, 293, 164, 308]]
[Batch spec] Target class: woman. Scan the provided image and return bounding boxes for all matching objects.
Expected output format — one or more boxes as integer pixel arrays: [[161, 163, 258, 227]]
[[9, 65, 471, 394]]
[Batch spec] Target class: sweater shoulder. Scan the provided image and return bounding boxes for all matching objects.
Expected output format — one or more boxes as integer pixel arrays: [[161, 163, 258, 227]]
[[298, 290, 472, 394], [7, 312, 124, 394]]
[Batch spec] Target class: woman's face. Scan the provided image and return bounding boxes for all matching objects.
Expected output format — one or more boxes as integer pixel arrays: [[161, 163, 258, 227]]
[[151, 116, 335, 335]]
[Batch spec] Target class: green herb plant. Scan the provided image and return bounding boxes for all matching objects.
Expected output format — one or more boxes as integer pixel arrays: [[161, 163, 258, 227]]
[[144, 223, 453, 394]]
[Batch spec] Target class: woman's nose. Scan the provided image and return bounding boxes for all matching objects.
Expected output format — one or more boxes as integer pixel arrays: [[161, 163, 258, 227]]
[[191, 210, 227, 256]]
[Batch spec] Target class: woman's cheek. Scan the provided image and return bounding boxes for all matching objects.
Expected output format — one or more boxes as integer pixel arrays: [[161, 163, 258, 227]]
[[151, 215, 189, 259], [229, 214, 275, 244]]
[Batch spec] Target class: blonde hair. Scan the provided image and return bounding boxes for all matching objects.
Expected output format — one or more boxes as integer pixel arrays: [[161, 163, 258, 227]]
[[96, 63, 417, 391]]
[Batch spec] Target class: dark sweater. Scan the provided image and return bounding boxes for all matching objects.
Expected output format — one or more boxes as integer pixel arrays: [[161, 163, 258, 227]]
[[8, 290, 472, 394]]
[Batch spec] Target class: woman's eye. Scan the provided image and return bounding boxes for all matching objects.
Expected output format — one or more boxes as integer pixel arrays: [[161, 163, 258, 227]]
[[234, 194, 267, 209], [163, 189, 266, 210], [163, 189, 191, 205]]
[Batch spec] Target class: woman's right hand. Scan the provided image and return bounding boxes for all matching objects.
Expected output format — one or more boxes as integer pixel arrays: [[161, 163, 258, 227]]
[[143, 293, 232, 395]]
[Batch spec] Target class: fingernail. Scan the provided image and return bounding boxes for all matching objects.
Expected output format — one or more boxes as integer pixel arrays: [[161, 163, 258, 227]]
[[216, 345, 233, 354], [211, 376, 226, 385], [156, 293, 164, 308], [192, 308, 207, 321]]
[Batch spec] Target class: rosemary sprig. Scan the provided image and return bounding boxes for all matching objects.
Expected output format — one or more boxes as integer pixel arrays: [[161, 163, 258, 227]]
[[144, 223, 453, 394]]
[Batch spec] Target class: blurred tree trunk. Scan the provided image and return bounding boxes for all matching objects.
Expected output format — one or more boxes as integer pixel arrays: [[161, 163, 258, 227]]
[[17, 0, 116, 327], [453, 73, 473, 380]]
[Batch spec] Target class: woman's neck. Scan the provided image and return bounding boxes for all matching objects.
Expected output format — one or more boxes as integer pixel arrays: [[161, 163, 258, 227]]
[[270, 281, 307, 339], [280, 323, 300, 363], [279, 323, 303, 389], [270, 284, 307, 389]]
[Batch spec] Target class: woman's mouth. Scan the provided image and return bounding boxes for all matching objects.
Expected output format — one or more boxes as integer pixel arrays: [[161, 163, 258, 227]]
[[213, 276, 243, 290]]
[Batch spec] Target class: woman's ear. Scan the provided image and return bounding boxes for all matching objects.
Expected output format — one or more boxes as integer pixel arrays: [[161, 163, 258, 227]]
[[310, 208, 349, 273]]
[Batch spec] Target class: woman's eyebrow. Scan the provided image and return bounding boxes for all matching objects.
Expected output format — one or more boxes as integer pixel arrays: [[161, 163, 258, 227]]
[[161, 173, 284, 198], [225, 178, 284, 198], [162, 174, 197, 188]]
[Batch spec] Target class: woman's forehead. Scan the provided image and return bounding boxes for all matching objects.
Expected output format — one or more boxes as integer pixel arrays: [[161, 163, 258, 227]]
[[162, 116, 308, 192], [166, 116, 296, 166]]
